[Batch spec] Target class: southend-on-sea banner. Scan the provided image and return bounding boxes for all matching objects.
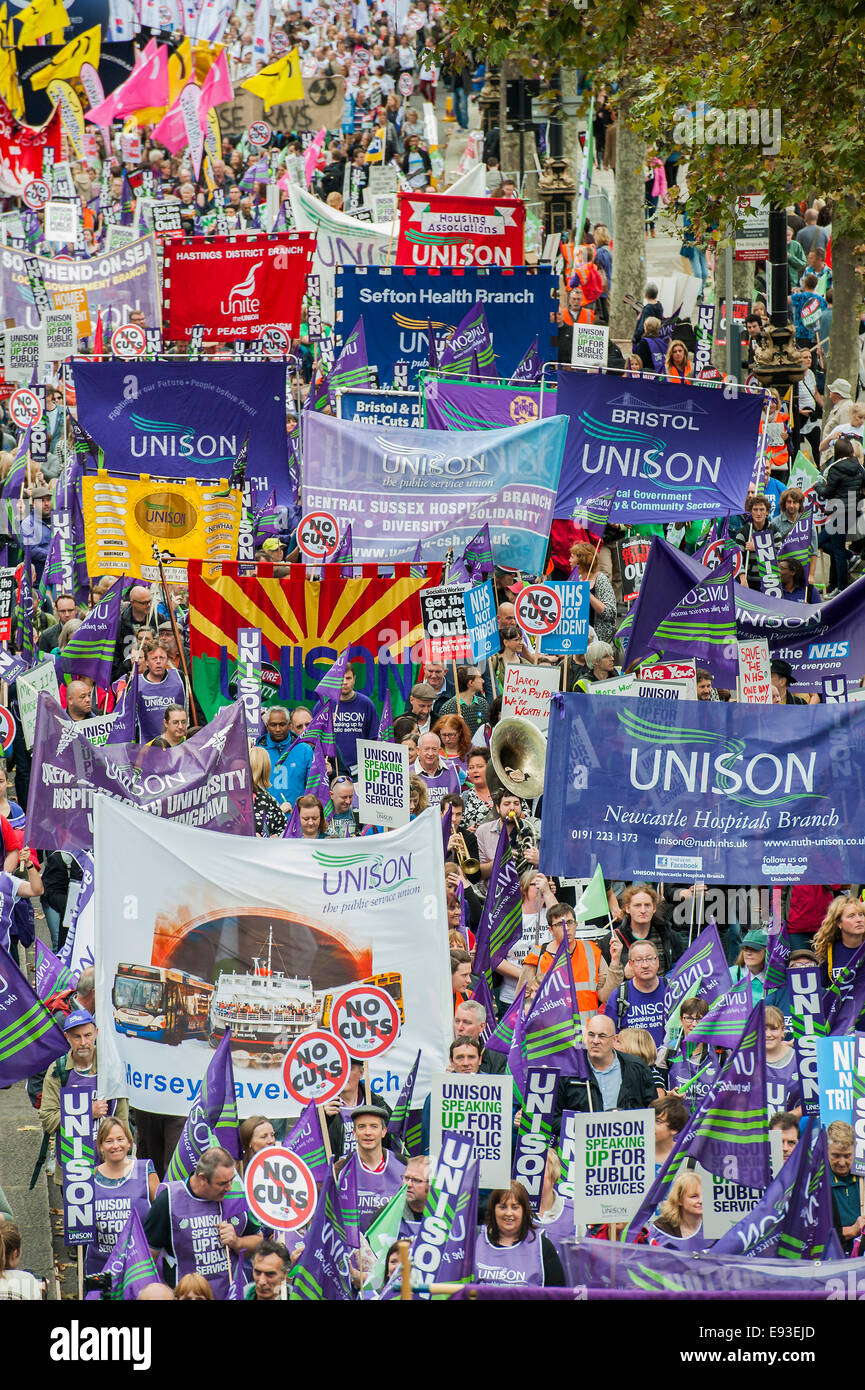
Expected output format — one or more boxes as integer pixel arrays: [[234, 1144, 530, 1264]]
[[95, 800, 451, 1119], [72, 360, 291, 507], [336, 266, 558, 385], [301, 410, 567, 574], [539, 692, 865, 886], [555, 371, 764, 522], [1, 234, 160, 332], [188, 558, 443, 720]]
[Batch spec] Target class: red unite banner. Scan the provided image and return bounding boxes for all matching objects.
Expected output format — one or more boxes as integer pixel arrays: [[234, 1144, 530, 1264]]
[[395, 192, 525, 269], [0, 100, 61, 194], [161, 232, 315, 341]]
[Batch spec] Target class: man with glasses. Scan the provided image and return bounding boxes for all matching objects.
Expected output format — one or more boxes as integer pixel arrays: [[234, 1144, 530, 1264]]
[[523, 901, 614, 1016], [551, 1013, 657, 1132], [604, 939, 668, 1048]]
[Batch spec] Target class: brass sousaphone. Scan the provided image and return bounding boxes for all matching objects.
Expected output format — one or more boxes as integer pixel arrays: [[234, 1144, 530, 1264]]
[[489, 716, 547, 799]]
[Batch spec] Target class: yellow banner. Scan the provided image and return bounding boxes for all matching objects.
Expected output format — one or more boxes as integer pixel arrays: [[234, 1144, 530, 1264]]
[[82, 473, 242, 577], [46, 78, 85, 156]]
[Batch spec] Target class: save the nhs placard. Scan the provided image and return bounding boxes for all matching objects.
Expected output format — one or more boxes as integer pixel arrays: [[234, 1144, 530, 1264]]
[[538, 581, 590, 655]]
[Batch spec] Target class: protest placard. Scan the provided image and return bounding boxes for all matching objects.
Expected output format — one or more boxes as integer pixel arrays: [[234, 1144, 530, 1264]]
[[44, 200, 78, 244], [537, 581, 590, 656], [789, 964, 825, 1117], [738, 638, 772, 704], [618, 537, 652, 604], [638, 660, 698, 700], [356, 739, 409, 828], [571, 323, 609, 370], [501, 663, 561, 730], [420, 584, 471, 663], [570, 1110, 655, 1226], [4, 327, 41, 381], [16, 661, 60, 748], [283, 1029, 351, 1106], [40, 309, 76, 358], [330, 983, 400, 1059], [429, 1072, 513, 1186], [235, 627, 262, 740], [463, 580, 500, 662], [696, 1164, 766, 1238], [512, 1067, 560, 1210], [244, 1146, 318, 1231], [60, 1077, 97, 1245], [816, 1033, 855, 1126]]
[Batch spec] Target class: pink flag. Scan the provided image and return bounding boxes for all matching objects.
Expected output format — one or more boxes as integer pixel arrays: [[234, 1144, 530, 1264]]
[[199, 48, 233, 127], [304, 127, 327, 187], [151, 98, 188, 154], [114, 40, 170, 118]]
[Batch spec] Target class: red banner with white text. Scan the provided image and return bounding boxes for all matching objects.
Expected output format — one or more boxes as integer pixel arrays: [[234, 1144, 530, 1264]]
[[161, 232, 315, 341], [395, 192, 525, 269]]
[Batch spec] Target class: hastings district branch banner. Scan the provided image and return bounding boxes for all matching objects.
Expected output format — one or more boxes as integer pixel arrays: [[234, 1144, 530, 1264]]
[[96, 800, 451, 1119], [540, 693, 865, 886]]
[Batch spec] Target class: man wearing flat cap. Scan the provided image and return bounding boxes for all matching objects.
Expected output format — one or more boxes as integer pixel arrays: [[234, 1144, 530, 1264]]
[[334, 1103, 406, 1232]]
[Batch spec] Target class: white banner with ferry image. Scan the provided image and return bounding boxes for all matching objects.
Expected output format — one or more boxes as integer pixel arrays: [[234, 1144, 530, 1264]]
[[95, 798, 451, 1118]]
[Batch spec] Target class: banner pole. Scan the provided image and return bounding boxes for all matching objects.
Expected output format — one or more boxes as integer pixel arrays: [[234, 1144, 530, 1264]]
[[398, 1238, 412, 1299], [77, 1245, 83, 1300], [452, 659, 462, 713], [154, 546, 202, 728], [687, 882, 698, 947]]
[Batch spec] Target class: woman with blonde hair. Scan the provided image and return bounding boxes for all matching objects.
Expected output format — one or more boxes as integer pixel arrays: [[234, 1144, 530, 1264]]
[[664, 338, 693, 383], [814, 895, 865, 991], [409, 774, 429, 817], [249, 746, 287, 837], [646, 1170, 708, 1249], [616, 1027, 664, 1095], [765, 1004, 799, 1116], [87, 1117, 159, 1281], [174, 1272, 214, 1299]]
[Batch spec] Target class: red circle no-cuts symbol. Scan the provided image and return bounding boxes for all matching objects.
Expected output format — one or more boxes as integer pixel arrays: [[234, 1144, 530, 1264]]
[[398, 73, 415, 97], [703, 539, 742, 577], [0, 706, 16, 754], [243, 1146, 318, 1231], [110, 323, 146, 359], [283, 1028, 350, 1104], [23, 178, 50, 211], [331, 984, 400, 1059], [297, 510, 340, 561], [261, 326, 290, 355], [247, 120, 271, 147], [515, 584, 562, 637], [9, 388, 42, 429]]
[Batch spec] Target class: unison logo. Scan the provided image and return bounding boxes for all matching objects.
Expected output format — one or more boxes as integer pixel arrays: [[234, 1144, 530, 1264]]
[[618, 707, 823, 808], [375, 436, 488, 477], [313, 848, 416, 895], [128, 412, 237, 466]]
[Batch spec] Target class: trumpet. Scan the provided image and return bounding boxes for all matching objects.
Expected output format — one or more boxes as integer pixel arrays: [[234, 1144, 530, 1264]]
[[507, 812, 538, 876], [451, 831, 481, 877]]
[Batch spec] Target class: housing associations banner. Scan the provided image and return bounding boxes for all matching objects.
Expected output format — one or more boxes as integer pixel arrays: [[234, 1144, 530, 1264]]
[[72, 360, 291, 508], [28, 698, 254, 853], [95, 800, 451, 1119], [395, 193, 525, 269], [0, 235, 160, 333], [336, 266, 558, 385], [161, 232, 315, 342], [554, 371, 764, 522], [539, 692, 865, 886], [82, 473, 242, 577], [188, 558, 443, 720], [301, 410, 567, 575]]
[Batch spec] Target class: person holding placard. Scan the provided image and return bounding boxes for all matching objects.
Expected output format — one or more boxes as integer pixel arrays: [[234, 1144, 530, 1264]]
[[474, 1182, 565, 1287], [87, 1117, 159, 1281], [552, 1014, 656, 1134], [645, 1171, 710, 1250]]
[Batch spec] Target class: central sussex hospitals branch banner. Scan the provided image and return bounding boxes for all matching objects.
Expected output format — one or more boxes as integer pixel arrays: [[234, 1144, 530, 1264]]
[[555, 371, 763, 522], [302, 411, 567, 574], [162, 232, 315, 342], [72, 360, 291, 507], [188, 558, 443, 720], [95, 800, 451, 1119], [336, 266, 558, 385], [0, 235, 160, 332], [539, 693, 865, 886]]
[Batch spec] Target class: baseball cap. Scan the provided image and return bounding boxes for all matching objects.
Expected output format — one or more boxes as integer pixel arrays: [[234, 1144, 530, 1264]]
[[262, 537, 283, 552], [64, 1008, 96, 1032], [740, 929, 768, 951]]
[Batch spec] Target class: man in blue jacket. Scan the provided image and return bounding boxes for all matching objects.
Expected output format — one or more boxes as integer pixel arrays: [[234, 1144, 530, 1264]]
[[257, 705, 312, 807]]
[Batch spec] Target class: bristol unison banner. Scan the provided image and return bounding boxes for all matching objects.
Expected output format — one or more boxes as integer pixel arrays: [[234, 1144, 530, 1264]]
[[95, 800, 451, 1119], [302, 410, 567, 574], [539, 693, 865, 885], [336, 266, 558, 385], [555, 372, 763, 522], [72, 360, 291, 507]]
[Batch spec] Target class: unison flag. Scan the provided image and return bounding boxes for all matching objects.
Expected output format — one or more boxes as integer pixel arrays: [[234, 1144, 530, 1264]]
[[509, 337, 541, 384], [410, 1134, 479, 1290], [437, 302, 496, 376], [647, 553, 738, 686], [387, 1047, 420, 1150], [823, 942, 865, 1033], [34, 938, 74, 1000], [289, 1169, 355, 1301], [165, 1031, 239, 1182], [55, 575, 124, 688], [0, 945, 69, 1086], [711, 1120, 811, 1258], [100, 1208, 159, 1301], [326, 317, 375, 409], [508, 939, 587, 1100], [662, 923, 732, 1016], [314, 646, 349, 706], [685, 980, 752, 1048], [472, 822, 521, 977], [283, 1100, 329, 1181]]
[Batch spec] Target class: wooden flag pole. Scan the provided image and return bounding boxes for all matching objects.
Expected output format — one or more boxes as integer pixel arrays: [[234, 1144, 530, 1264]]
[[398, 1239, 412, 1299], [153, 545, 202, 728]]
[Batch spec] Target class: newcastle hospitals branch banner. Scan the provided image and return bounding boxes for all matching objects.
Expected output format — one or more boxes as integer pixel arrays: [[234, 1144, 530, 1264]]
[[540, 693, 865, 886], [95, 801, 451, 1120], [555, 372, 764, 522], [302, 411, 567, 575]]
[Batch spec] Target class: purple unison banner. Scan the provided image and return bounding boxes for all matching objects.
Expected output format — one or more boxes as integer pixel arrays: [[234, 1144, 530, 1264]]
[[28, 697, 254, 853], [554, 371, 764, 523], [561, 1237, 862, 1293], [623, 537, 865, 693], [72, 360, 291, 509], [302, 409, 567, 575], [539, 692, 865, 886], [0, 235, 160, 333]]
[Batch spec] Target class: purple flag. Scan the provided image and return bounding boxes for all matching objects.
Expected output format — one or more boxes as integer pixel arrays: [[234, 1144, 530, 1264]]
[[55, 575, 124, 688], [298, 700, 336, 759], [14, 546, 35, 667], [662, 923, 732, 1017], [616, 536, 706, 659], [0, 945, 69, 1086], [28, 698, 255, 853], [331, 521, 353, 569], [305, 738, 332, 811], [34, 938, 75, 1000], [387, 1048, 420, 1149], [314, 647, 349, 705], [777, 510, 814, 567], [509, 337, 541, 384], [440, 801, 453, 861], [485, 985, 526, 1055], [337, 1149, 362, 1249], [424, 375, 557, 431], [626, 1001, 770, 1239], [508, 938, 588, 1100], [377, 689, 394, 743], [0, 648, 29, 683], [410, 1134, 479, 1289], [97, 1208, 160, 1301], [824, 942, 865, 1033], [438, 303, 496, 376], [572, 489, 617, 540], [106, 662, 139, 744], [283, 801, 303, 838], [472, 822, 522, 977], [469, 971, 497, 1045], [289, 1168, 355, 1301], [284, 1100, 329, 1181], [165, 1031, 240, 1183], [787, 1125, 842, 1260], [327, 316, 374, 409], [646, 552, 739, 686], [765, 924, 792, 991], [685, 980, 752, 1048], [711, 1119, 812, 1257]]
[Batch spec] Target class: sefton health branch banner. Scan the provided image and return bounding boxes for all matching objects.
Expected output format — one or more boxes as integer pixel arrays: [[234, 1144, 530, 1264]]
[[539, 693, 865, 886], [554, 371, 763, 522], [95, 800, 451, 1120]]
